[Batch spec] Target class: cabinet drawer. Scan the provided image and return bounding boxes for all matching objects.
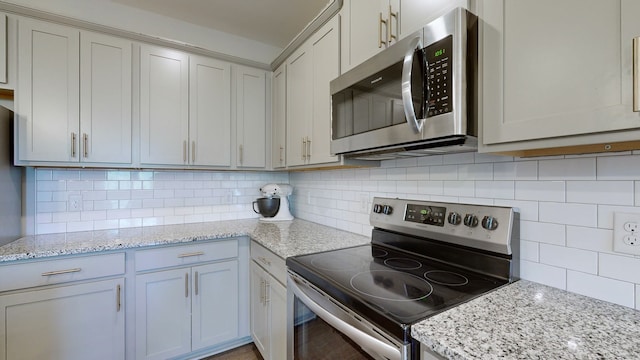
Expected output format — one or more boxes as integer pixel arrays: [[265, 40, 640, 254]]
[[135, 239, 238, 272], [251, 241, 286, 285], [0, 252, 125, 292]]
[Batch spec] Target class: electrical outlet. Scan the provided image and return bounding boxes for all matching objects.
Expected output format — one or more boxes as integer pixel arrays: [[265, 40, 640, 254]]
[[68, 195, 82, 212], [358, 193, 370, 213], [613, 212, 640, 255]]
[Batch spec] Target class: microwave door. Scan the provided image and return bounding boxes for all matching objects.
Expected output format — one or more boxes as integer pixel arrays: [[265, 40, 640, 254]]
[[401, 36, 426, 134]]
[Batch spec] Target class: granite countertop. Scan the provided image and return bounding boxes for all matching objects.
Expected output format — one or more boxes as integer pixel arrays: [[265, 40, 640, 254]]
[[413, 280, 640, 360], [0, 218, 370, 263]]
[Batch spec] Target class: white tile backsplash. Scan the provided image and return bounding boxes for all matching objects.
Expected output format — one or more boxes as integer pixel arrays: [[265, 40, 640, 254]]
[[288, 152, 640, 308]]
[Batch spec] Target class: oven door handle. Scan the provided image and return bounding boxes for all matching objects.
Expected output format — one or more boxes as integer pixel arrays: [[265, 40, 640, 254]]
[[288, 273, 402, 360], [401, 36, 425, 134]]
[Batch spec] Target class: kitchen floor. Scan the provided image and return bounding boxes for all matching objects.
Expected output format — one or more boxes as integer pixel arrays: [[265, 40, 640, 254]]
[[203, 343, 262, 360]]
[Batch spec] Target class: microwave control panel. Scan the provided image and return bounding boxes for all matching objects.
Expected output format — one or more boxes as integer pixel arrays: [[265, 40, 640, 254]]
[[425, 35, 453, 117]]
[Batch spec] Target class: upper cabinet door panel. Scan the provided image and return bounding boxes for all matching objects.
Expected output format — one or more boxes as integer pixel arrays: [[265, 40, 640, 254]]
[[271, 64, 286, 169], [236, 66, 266, 168], [17, 18, 79, 162], [140, 45, 189, 165], [482, 0, 640, 145], [399, 0, 474, 37], [80, 32, 132, 164], [286, 47, 312, 167], [342, 0, 388, 72], [190, 55, 231, 167]]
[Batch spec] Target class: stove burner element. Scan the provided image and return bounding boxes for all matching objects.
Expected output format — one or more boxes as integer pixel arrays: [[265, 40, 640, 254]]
[[371, 248, 388, 258], [311, 255, 362, 272], [424, 270, 469, 286], [383, 258, 422, 270], [350, 270, 433, 301]]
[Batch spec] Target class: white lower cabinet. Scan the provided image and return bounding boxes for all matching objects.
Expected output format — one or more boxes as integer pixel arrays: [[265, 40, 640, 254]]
[[250, 242, 287, 360], [135, 240, 242, 360], [0, 254, 126, 360]]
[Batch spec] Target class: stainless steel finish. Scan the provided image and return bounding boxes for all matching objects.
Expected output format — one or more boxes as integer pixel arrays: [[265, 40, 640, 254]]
[[116, 284, 121, 312], [634, 37, 640, 112], [388, 5, 398, 44], [183, 140, 187, 163], [71, 132, 76, 158], [370, 197, 516, 256], [185, 273, 189, 298], [192, 141, 196, 163], [378, 13, 387, 48], [288, 272, 407, 360], [83, 133, 88, 158], [330, 8, 478, 159], [306, 136, 311, 159], [260, 278, 266, 303], [195, 271, 199, 296], [264, 279, 270, 303], [301, 137, 307, 160], [402, 36, 425, 133], [41, 268, 82, 276], [177, 251, 205, 258]]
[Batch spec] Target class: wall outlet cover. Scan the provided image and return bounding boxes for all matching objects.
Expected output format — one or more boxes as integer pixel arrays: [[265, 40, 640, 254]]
[[613, 212, 640, 256]]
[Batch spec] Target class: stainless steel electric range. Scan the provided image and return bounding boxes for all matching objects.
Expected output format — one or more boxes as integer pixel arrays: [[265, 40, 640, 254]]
[[286, 197, 519, 360]]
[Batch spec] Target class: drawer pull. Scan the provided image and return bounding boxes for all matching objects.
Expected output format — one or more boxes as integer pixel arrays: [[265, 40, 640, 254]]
[[116, 284, 121, 312], [177, 251, 205, 258], [185, 273, 189, 298], [195, 271, 199, 296], [258, 256, 271, 266], [41, 268, 81, 276]]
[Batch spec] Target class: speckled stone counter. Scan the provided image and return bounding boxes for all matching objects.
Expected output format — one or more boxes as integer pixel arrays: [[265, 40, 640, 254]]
[[0, 219, 370, 262], [413, 280, 640, 360]]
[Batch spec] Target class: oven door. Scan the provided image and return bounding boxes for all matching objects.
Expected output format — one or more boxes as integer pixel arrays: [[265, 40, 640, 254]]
[[287, 271, 410, 360]]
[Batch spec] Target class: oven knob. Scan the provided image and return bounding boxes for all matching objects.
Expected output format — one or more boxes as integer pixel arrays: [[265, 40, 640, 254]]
[[382, 205, 393, 215], [373, 204, 383, 214], [481, 216, 499, 230], [447, 212, 461, 225], [463, 214, 478, 228]]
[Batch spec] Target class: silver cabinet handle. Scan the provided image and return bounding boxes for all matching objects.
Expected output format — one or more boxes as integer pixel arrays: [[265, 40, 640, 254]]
[[379, 13, 387, 48], [264, 280, 270, 303], [401, 36, 425, 133], [83, 133, 88, 158], [195, 271, 199, 296], [257, 256, 271, 266], [239, 144, 244, 164], [183, 140, 187, 163], [185, 273, 189, 298], [177, 251, 204, 258], [71, 132, 77, 158], [116, 284, 121, 312], [259, 278, 265, 304], [388, 5, 398, 45], [634, 37, 640, 112], [306, 136, 311, 159], [42, 268, 81, 276], [191, 141, 196, 163], [302, 137, 307, 160], [279, 146, 284, 164]]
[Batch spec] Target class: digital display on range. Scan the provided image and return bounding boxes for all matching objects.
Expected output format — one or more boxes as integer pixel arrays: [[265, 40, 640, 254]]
[[404, 204, 446, 226]]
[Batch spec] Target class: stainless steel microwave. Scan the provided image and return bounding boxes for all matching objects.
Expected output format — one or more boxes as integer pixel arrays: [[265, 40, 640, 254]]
[[330, 7, 478, 160]]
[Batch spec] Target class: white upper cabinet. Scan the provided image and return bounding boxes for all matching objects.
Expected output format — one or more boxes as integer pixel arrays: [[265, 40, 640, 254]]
[[17, 18, 79, 162], [235, 65, 267, 168], [480, 0, 640, 155], [140, 45, 189, 166], [271, 64, 286, 169], [190, 55, 232, 167], [16, 17, 132, 165], [400, 0, 475, 37], [286, 16, 340, 167]]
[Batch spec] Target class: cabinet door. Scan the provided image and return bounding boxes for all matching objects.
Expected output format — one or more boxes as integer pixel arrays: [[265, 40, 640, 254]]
[[250, 262, 269, 359], [236, 66, 266, 168], [342, 0, 389, 72], [0, 13, 6, 84], [135, 268, 191, 360], [17, 18, 79, 162], [481, 0, 640, 146], [190, 55, 232, 167], [286, 46, 312, 166], [272, 64, 287, 169], [80, 32, 132, 164], [310, 16, 340, 165], [0, 278, 124, 360], [269, 278, 287, 360], [399, 0, 473, 38], [140, 45, 189, 165], [192, 260, 239, 351]]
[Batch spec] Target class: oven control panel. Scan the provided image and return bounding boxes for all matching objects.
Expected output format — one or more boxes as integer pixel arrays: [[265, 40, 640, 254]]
[[370, 197, 518, 255]]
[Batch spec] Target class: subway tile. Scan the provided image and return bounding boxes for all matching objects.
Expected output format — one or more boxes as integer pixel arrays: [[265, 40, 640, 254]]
[[142, 217, 164, 227], [494, 199, 538, 221], [35, 169, 52, 180], [153, 171, 176, 180], [430, 165, 458, 180], [515, 181, 565, 202], [458, 163, 493, 180], [38, 201, 67, 213], [566, 181, 633, 206], [430, 195, 458, 203], [459, 197, 493, 206], [119, 181, 142, 190], [493, 161, 538, 180], [596, 155, 640, 180], [94, 181, 118, 190], [36, 213, 52, 224], [396, 181, 418, 194], [519, 240, 539, 262], [474, 153, 513, 163], [475, 181, 514, 199], [185, 214, 204, 223], [519, 260, 566, 289], [539, 202, 597, 227], [370, 169, 388, 180], [67, 221, 94, 232], [636, 182, 640, 207], [539, 157, 596, 180], [94, 220, 119, 230], [52, 212, 81, 223], [80, 211, 106, 221], [378, 181, 397, 193], [175, 172, 195, 181], [443, 152, 475, 165], [119, 218, 142, 228], [80, 170, 106, 181], [131, 190, 154, 199], [67, 180, 93, 191], [107, 171, 130, 181], [380, 159, 397, 168], [37, 192, 53, 202], [539, 243, 598, 274], [567, 271, 635, 308], [443, 181, 475, 197], [52, 170, 79, 180], [396, 158, 418, 168], [37, 222, 67, 235], [520, 221, 565, 245], [596, 205, 640, 229], [131, 171, 154, 181], [599, 253, 640, 283], [636, 286, 640, 310], [406, 166, 429, 180], [119, 199, 142, 209], [154, 189, 175, 199], [107, 190, 131, 200], [566, 226, 613, 253], [107, 209, 131, 219], [417, 155, 443, 166], [37, 181, 66, 192], [93, 200, 119, 210], [131, 208, 154, 218]]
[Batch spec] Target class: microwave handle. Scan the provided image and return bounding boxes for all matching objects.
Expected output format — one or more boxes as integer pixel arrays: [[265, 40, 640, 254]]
[[401, 36, 425, 133]]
